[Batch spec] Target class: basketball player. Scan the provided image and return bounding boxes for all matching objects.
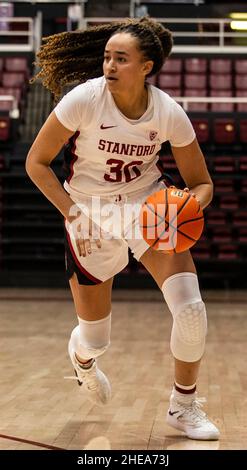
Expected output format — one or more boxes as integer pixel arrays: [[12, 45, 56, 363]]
[[26, 17, 219, 440]]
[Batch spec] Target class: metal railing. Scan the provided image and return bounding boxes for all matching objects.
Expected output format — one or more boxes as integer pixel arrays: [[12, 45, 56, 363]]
[[0, 95, 19, 118], [81, 17, 247, 54], [173, 96, 247, 112], [1, 15, 247, 54], [0, 17, 34, 51]]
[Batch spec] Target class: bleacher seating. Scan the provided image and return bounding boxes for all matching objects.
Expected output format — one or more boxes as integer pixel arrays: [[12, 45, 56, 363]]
[[213, 156, 235, 173], [158, 57, 247, 114], [184, 58, 207, 74], [0, 116, 10, 141], [161, 59, 182, 73], [5, 57, 29, 75], [0, 2, 13, 31], [185, 89, 208, 111], [239, 156, 247, 171], [217, 244, 238, 260], [209, 59, 232, 74], [190, 118, 209, 143], [236, 91, 247, 112], [210, 90, 234, 112], [213, 119, 236, 144], [219, 195, 239, 210], [211, 227, 232, 243], [158, 73, 181, 89], [184, 73, 207, 90], [214, 178, 234, 193], [0, 56, 30, 102], [239, 120, 247, 144]]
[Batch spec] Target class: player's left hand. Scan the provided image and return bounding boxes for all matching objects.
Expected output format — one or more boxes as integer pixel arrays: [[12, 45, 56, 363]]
[[183, 187, 197, 200]]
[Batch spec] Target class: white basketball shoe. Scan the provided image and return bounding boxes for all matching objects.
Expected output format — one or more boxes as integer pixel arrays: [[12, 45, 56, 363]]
[[166, 391, 220, 440], [66, 341, 111, 406]]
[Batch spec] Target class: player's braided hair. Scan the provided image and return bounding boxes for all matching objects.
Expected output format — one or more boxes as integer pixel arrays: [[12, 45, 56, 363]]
[[31, 16, 173, 100]]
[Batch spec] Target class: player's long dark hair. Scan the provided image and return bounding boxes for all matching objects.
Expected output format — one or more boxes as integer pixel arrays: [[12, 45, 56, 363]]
[[31, 17, 173, 100]]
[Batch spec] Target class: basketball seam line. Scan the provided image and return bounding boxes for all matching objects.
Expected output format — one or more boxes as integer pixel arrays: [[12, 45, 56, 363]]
[[144, 191, 203, 250], [169, 193, 191, 226], [177, 229, 197, 242], [177, 215, 204, 229], [151, 215, 202, 249]]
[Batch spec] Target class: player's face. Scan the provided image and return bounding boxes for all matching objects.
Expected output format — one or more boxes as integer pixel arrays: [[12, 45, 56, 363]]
[[103, 33, 153, 92]]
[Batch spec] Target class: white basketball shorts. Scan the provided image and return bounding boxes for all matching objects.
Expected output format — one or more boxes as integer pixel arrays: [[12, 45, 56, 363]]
[[64, 181, 165, 285]]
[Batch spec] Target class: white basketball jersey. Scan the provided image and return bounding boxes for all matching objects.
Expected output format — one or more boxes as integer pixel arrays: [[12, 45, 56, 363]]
[[54, 76, 195, 197]]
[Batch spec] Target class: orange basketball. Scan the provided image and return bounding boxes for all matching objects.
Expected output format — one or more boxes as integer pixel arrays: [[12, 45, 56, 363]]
[[139, 187, 204, 253]]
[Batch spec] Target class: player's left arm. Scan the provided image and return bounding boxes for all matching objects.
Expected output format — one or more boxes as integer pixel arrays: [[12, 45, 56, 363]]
[[171, 137, 213, 210]]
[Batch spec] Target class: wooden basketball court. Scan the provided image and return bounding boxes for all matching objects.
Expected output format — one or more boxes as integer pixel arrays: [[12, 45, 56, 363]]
[[0, 288, 246, 450]]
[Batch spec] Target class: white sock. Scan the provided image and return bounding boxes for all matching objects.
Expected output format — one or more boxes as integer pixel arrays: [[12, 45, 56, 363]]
[[173, 382, 196, 404]]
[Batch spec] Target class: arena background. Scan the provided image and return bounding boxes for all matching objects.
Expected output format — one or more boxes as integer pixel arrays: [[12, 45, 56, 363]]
[[0, 0, 246, 289], [0, 0, 246, 453]]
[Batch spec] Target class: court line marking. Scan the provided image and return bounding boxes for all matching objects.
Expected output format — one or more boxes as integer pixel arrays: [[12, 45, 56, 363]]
[[0, 433, 65, 450]]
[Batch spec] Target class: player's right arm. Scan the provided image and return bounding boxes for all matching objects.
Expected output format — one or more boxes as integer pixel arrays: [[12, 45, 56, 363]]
[[26, 111, 101, 256], [26, 111, 77, 220]]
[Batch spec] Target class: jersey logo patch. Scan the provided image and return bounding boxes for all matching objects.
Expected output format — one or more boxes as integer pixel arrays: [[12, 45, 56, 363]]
[[100, 124, 117, 130], [149, 130, 158, 141]]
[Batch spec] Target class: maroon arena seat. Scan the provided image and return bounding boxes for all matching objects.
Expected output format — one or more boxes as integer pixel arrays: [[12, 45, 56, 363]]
[[206, 210, 226, 226], [184, 89, 208, 111], [158, 74, 181, 89], [219, 195, 239, 210], [210, 90, 234, 112], [238, 228, 247, 242], [0, 100, 14, 111], [2, 72, 26, 88], [4, 57, 29, 77], [0, 117, 10, 141], [234, 59, 247, 74], [209, 74, 232, 90], [214, 179, 234, 193], [233, 210, 247, 226], [213, 119, 236, 144], [184, 74, 207, 90], [241, 179, 247, 192], [239, 156, 247, 171], [160, 59, 182, 74], [191, 241, 211, 260], [211, 227, 232, 243], [217, 244, 238, 260], [184, 58, 207, 74], [190, 118, 209, 143], [235, 91, 247, 112], [210, 59, 232, 74], [239, 120, 247, 144], [213, 156, 235, 173], [235, 74, 247, 90]]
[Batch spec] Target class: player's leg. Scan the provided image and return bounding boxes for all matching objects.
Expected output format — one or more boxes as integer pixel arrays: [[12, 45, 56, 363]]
[[140, 248, 219, 440], [67, 274, 113, 406], [64, 195, 129, 405], [141, 248, 201, 384]]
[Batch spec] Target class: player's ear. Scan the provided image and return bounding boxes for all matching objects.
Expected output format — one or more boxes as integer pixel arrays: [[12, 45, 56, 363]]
[[142, 60, 153, 76]]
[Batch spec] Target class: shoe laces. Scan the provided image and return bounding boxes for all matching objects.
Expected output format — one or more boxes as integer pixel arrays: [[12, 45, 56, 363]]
[[176, 397, 208, 425], [64, 361, 98, 391]]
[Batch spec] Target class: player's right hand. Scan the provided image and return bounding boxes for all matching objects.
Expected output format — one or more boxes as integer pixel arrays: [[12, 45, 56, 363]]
[[67, 206, 102, 257]]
